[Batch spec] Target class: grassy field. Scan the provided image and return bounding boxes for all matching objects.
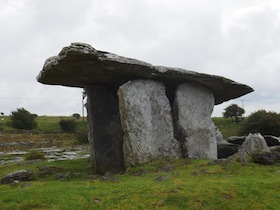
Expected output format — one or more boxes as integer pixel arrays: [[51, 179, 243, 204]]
[[212, 117, 242, 139], [2, 116, 277, 209], [0, 116, 88, 152], [0, 116, 87, 132], [0, 158, 279, 210], [0, 115, 239, 138]]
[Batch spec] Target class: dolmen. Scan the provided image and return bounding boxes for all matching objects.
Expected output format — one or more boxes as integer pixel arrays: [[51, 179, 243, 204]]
[[37, 42, 253, 174]]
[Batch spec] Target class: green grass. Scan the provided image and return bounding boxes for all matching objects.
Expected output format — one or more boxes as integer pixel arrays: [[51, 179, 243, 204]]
[[1, 115, 236, 139], [0, 116, 87, 132], [0, 158, 279, 210], [212, 117, 242, 139]]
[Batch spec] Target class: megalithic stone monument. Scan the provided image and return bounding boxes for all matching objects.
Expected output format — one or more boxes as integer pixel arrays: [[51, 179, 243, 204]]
[[37, 42, 253, 174]]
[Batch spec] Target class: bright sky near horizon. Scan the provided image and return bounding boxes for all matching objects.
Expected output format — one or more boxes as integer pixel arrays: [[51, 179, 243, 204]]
[[1, 0, 280, 116]]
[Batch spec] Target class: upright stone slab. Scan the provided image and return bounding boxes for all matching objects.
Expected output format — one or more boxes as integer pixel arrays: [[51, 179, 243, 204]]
[[174, 83, 217, 159], [118, 80, 181, 167], [86, 85, 125, 174]]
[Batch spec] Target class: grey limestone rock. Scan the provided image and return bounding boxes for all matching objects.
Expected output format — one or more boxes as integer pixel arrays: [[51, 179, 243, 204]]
[[236, 133, 271, 164], [227, 136, 247, 145], [263, 135, 280, 147], [37, 42, 253, 105], [1, 170, 35, 184], [218, 142, 240, 159], [239, 133, 270, 154], [215, 127, 224, 144], [118, 80, 181, 167], [174, 83, 217, 159]]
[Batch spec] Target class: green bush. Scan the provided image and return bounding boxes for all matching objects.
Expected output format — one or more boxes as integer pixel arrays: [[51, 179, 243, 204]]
[[75, 127, 89, 144], [24, 150, 46, 161], [59, 119, 78, 133], [72, 113, 81, 119], [9, 108, 37, 130], [239, 110, 280, 136]]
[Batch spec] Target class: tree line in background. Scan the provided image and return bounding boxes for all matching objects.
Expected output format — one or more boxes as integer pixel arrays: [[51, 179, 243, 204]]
[[223, 104, 280, 136], [0, 108, 88, 144], [1, 105, 280, 138]]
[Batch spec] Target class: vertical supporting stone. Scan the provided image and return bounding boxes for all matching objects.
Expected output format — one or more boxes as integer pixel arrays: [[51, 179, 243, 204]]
[[118, 80, 181, 168], [174, 83, 217, 159], [86, 85, 125, 174]]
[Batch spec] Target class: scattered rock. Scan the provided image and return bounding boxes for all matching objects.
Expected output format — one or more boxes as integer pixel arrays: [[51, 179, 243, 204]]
[[251, 151, 280, 165], [21, 182, 32, 188], [93, 198, 100, 203], [263, 135, 280, 147], [270, 145, 280, 152], [227, 136, 247, 145], [129, 169, 148, 176], [10, 180, 20, 186], [218, 142, 240, 159], [154, 175, 169, 181], [232, 133, 270, 164], [55, 173, 65, 181], [100, 174, 119, 182], [38, 165, 63, 177], [239, 133, 270, 154], [208, 159, 227, 165], [155, 200, 165, 207], [160, 164, 174, 172], [215, 127, 224, 144], [1, 170, 35, 184]]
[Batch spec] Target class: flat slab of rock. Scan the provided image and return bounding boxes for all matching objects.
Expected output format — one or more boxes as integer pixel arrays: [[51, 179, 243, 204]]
[[118, 80, 181, 167], [37, 43, 253, 105], [174, 83, 217, 159]]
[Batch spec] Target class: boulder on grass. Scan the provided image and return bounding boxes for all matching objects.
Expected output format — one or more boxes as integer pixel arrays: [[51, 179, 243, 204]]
[[1, 170, 35, 184], [233, 133, 270, 164], [218, 142, 240, 159], [263, 135, 280, 147], [251, 151, 280, 165], [227, 136, 246, 145]]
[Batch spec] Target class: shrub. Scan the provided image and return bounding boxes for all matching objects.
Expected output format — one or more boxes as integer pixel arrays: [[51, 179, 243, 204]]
[[59, 119, 78, 133], [24, 150, 46, 161], [72, 113, 81, 119], [223, 104, 245, 123], [239, 110, 280, 136], [75, 127, 89, 144], [9, 108, 37, 130]]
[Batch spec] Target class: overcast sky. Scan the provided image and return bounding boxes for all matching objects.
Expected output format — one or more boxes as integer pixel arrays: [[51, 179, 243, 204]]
[[1, 0, 280, 117]]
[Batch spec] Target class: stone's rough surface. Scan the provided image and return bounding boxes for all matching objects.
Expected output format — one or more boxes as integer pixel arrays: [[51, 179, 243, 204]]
[[227, 136, 247, 145], [1, 170, 35, 184], [215, 127, 224, 144], [263, 135, 280, 147], [118, 80, 181, 167], [251, 151, 280, 165], [239, 133, 270, 154], [237, 133, 270, 163], [86, 85, 125, 174], [174, 83, 217, 159], [218, 143, 240, 159], [37, 42, 254, 105]]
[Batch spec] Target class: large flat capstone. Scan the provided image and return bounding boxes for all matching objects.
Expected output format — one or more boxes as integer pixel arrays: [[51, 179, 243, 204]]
[[37, 42, 253, 105]]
